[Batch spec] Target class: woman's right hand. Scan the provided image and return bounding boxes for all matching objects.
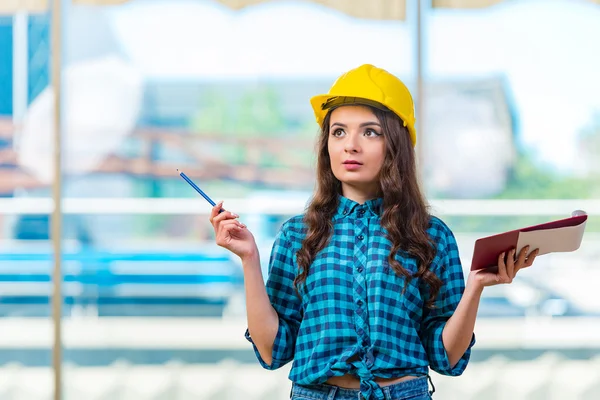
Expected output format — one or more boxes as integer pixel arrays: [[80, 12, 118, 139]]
[[209, 201, 258, 261]]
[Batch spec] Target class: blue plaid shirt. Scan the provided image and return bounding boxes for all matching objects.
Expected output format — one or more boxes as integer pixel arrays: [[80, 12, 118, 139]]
[[245, 196, 475, 400]]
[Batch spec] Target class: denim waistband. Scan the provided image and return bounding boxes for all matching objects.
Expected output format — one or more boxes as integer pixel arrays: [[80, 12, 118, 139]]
[[291, 375, 432, 400]]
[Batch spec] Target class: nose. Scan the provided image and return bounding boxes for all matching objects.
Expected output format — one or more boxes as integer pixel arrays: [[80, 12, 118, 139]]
[[344, 133, 360, 153]]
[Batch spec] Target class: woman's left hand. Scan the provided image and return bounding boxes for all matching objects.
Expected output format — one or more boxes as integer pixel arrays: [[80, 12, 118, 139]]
[[468, 245, 539, 289]]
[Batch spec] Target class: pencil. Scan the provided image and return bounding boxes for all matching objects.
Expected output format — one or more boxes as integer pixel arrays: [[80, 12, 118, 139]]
[[177, 169, 217, 207]]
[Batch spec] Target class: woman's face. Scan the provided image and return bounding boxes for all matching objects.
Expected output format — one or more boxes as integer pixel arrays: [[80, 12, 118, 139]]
[[327, 105, 386, 199]]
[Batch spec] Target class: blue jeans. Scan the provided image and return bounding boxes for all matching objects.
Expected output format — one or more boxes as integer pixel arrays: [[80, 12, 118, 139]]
[[290, 376, 433, 400]]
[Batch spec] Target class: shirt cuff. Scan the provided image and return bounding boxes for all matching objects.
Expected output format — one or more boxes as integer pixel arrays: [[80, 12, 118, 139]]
[[427, 323, 476, 376], [244, 322, 294, 370]]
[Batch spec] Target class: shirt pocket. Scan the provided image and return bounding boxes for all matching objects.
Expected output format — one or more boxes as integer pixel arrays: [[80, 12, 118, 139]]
[[368, 255, 424, 325], [302, 249, 355, 318]]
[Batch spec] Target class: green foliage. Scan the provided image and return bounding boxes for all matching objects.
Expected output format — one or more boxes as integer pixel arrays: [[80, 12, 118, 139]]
[[188, 85, 317, 171], [237, 86, 287, 136], [495, 156, 595, 200], [190, 85, 289, 137], [495, 111, 600, 201], [190, 89, 232, 135]]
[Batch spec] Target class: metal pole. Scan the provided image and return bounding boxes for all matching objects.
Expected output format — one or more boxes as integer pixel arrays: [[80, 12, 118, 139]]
[[50, 0, 63, 399], [416, 0, 424, 187]]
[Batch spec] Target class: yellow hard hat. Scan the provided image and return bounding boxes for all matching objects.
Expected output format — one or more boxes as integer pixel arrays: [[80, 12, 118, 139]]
[[310, 64, 417, 147]]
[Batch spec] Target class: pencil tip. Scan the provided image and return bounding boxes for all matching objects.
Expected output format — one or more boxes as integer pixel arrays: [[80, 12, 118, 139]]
[[176, 168, 180, 172]]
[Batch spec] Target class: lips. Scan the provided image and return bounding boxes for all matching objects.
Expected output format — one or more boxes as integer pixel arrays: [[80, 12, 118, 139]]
[[343, 160, 363, 165]]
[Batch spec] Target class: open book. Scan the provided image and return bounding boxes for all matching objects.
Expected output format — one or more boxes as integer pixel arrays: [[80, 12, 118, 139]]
[[471, 210, 588, 271]]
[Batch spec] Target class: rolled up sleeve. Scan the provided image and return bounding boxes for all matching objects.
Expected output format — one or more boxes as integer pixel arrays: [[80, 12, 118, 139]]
[[245, 225, 302, 370], [420, 221, 476, 376]]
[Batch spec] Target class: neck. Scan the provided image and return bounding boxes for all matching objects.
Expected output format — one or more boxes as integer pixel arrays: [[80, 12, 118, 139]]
[[341, 183, 380, 204]]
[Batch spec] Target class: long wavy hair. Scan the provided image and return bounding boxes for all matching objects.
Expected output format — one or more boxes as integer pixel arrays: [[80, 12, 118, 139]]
[[294, 105, 441, 309]]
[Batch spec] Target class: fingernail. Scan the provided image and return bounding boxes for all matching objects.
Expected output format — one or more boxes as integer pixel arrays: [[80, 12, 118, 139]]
[[232, 213, 239, 218]]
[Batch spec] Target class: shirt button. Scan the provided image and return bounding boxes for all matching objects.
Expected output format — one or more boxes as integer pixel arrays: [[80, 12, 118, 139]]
[[357, 299, 363, 307], [357, 266, 364, 273], [357, 235, 364, 240], [343, 209, 348, 215], [358, 210, 365, 216]]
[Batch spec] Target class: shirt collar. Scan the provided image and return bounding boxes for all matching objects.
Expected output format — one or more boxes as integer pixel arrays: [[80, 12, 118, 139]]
[[336, 195, 383, 218]]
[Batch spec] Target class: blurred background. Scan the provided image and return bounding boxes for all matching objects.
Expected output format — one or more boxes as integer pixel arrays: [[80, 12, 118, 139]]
[[0, 0, 599, 399]]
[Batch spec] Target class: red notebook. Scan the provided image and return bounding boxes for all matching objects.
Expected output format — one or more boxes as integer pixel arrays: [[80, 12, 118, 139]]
[[471, 210, 588, 271]]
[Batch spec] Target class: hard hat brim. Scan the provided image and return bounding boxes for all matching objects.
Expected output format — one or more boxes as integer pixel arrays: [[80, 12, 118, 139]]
[[310, 94, 417, 147]]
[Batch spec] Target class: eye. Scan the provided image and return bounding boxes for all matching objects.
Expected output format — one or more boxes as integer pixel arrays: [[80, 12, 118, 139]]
[[331, 128, 345, 137], [364, 129, 381, 137]]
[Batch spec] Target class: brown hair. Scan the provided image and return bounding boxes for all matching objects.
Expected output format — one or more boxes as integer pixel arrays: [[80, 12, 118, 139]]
[[294, 105, 441, 309]]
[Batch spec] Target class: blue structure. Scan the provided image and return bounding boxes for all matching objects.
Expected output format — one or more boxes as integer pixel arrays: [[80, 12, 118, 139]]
[[0, 249, 244, 317], [0, 17, 12, 116], [0, 14, 50, 116]]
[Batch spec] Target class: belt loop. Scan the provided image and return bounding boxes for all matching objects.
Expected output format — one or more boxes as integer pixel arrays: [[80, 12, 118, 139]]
[[427, 374, 436, 396], [327, 384, 338, 400], [382, 385, 391, 400]]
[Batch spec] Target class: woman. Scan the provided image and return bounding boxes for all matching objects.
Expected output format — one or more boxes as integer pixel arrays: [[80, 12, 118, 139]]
[[209, 64, 538, 400]]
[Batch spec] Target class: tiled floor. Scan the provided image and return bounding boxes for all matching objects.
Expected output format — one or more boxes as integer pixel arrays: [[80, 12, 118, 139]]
[[1, 353, 600, 399]]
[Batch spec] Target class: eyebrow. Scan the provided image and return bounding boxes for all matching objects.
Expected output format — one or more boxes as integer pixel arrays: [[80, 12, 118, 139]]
[[330, 122, 381, 128]]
